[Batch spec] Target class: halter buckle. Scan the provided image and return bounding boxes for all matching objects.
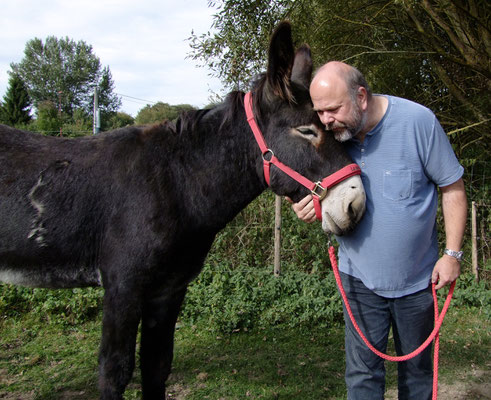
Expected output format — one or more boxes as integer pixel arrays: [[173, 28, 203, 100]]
[[311, 181, 328, 200]]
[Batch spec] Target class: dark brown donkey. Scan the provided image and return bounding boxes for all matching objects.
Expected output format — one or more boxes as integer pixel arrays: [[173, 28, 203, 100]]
[[0, 22, 365, 399]]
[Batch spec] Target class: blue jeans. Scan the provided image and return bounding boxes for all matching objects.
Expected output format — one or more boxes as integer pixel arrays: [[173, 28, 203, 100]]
[[340, 272, 434, 400]]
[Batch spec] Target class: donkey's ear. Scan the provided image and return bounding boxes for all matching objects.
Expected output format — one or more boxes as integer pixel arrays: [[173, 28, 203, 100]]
[[265, 21, 295, 101], [291, 45, 312, 89]]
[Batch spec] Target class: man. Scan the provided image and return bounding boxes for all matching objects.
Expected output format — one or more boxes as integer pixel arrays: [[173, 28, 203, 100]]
[[291, 62, 467, 399]]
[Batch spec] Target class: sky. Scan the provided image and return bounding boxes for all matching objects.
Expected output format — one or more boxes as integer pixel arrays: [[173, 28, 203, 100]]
[[0, 0, 223, 117]]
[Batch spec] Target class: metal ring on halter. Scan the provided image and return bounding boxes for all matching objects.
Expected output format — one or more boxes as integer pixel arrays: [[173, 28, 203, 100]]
[[262, 149, 274, 162], [326, 233, 333, 248]]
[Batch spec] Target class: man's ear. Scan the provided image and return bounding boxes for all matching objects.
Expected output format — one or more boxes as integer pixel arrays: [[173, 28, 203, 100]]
[[357, 86, 368, 111]]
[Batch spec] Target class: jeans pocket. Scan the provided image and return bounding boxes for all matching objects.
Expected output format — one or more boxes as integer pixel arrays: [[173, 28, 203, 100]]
[[383, 169, 412, 201]]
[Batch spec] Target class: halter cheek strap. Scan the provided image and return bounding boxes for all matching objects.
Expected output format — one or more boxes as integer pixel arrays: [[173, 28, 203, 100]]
[[244, 91, 361, 221]]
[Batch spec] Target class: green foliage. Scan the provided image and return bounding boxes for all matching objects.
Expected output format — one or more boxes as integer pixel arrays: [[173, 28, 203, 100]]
[[135, 102, 196, 125], [0, 285, 103, 326], [188, 1, 292, 90], [60, 107, 92, 137], [104, 111, 135, 130], [35, 100, 61, 135], [97, 66, 122, 117], [182, 263, 343, 333], [190, 0, 490, 158], [204, 192, 334, 274], [10, 36, 121, 118], [450, 273, 491, 316], [0, 73, 31, 126], [19, 107, 132, 137]]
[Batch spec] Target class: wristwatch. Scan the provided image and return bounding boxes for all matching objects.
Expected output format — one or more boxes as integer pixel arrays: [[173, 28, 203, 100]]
[[444, 248, 463, 262]]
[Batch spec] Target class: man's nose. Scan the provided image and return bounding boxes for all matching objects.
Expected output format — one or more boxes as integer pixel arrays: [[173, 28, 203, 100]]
[[319, 111, 334, 125]]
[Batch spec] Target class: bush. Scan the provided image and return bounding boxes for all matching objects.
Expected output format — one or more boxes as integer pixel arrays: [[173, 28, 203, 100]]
[[181, 260, 344, 333], [449, 273, 491, 316], [0, 285, 103, 325]]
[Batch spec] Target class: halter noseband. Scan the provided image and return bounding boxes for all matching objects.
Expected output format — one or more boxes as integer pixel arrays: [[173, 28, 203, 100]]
[[244, 91, 361, 221]]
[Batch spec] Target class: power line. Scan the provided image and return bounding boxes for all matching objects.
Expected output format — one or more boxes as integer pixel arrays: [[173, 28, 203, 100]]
[[114, 93, 159, 105]]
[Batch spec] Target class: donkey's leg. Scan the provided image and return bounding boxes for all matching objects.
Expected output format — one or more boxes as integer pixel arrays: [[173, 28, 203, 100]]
[[140, 287, 188, 399], [98, 284, 142, 400]]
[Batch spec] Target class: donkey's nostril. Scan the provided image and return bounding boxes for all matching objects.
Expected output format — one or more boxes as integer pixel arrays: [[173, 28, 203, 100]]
[[348, 202, 355, 218]]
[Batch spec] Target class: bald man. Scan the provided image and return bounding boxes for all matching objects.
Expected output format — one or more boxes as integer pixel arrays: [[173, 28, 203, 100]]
[[292, 62, 467, 399]]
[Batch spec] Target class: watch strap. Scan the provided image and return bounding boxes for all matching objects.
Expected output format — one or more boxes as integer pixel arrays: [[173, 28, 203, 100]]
[[444, 248, 463, 261]]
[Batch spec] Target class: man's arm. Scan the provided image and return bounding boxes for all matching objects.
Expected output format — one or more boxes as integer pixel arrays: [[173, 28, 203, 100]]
[[432, 178, 468, 289]]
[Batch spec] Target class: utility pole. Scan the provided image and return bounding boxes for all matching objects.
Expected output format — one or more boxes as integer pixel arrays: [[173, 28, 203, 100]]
[[274, 195, 282, 276], [93, 87, 100, 135], [57, 91, 63, 136]]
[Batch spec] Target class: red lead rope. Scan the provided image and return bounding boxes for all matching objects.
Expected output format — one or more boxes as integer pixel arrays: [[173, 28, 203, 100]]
[[328, 245, 456, 400]]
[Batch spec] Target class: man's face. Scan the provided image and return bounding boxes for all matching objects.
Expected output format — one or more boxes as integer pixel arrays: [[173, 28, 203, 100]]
[[312, 93, 365, 142], [310, 78, 366, 142]]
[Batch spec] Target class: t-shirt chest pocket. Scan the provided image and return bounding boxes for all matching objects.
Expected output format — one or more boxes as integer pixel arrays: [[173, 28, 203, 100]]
[[383, 169, 412, 201]]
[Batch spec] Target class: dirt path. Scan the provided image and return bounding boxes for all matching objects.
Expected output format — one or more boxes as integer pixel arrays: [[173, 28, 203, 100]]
[[385, 368, 490, 400]]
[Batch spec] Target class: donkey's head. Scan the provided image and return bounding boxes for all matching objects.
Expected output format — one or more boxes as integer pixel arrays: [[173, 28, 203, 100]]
[[249, 22, 365, 235]]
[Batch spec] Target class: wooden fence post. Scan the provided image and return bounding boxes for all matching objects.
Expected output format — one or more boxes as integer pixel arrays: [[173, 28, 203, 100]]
[[274, 195, 282, 276], [471, 201, 479, 282]]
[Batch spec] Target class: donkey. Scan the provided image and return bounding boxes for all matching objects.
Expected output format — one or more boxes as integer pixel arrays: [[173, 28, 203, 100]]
[[0, 22, 365, 399]]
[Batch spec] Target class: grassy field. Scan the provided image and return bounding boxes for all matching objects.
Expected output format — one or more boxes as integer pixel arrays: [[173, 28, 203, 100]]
[[0, 306, 489, 399]]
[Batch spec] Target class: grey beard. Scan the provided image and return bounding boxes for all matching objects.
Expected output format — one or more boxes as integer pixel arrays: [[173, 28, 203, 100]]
[[332, 129, 355, 142], [327, 111, 367, 142]]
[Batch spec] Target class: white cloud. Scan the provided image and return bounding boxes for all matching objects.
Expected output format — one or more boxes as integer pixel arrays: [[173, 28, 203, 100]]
[[0, 0, 223, 117]]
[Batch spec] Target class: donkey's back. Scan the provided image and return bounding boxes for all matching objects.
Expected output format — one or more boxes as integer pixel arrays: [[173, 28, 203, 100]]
[[0, 124, 176, 289]]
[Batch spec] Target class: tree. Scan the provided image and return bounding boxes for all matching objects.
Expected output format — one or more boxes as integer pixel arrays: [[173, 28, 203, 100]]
[[35, 101, 61, 135], [188, 0, 490, 158], [98, 67, 121, 114], [0, 74, 31, 126], [135, 102, 195, 125], [105, 112, 135, 130], [188, 1, 291, 91], [399, 0, 490, 156], [10, 36, 121, 119]]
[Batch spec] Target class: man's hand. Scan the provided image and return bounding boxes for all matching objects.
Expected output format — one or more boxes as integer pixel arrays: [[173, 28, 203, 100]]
[[286, 194, 317, 223], [431, 255, 461, 290]]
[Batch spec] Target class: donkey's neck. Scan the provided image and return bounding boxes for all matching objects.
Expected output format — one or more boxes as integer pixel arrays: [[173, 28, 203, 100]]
[[171, 107, 267, 231]]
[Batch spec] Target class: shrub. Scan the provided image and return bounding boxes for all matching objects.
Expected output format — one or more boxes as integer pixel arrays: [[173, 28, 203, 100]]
[[0, 285, 103, 325], [181, 261, 344, 333]]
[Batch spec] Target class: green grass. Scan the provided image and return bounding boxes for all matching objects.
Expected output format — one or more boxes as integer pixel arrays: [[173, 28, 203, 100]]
[[1, 306, 489, 399], [0, 318, 101, 399]]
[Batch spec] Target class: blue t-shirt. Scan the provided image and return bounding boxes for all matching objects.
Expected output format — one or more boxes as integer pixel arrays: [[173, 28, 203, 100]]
[[337, 95, 464, 298]]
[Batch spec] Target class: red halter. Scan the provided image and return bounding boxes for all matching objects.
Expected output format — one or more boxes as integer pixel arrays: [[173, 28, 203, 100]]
[[244, 91, 361, 221]]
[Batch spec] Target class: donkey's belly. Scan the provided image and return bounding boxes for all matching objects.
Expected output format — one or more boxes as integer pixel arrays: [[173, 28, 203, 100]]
[[0, 263, 102, 289]]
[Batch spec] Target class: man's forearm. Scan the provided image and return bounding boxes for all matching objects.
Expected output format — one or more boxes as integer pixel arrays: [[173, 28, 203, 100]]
[[440, 178, 467, 252]]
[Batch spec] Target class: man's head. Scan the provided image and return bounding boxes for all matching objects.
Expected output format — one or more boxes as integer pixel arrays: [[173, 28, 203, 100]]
[[310, 61, 372, 142]]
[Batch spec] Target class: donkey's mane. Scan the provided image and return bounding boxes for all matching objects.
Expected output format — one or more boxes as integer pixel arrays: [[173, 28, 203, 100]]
[[140, 70, 299, 152], [172, 72, 274, 138]]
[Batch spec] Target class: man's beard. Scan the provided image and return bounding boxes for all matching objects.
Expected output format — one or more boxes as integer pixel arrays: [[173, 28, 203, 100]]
[[328, 103, 366, 142]]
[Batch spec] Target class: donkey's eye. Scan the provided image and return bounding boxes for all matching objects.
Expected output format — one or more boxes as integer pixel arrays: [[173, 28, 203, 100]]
[[296, 127, 317, 137], [290, 124, 323, 147]]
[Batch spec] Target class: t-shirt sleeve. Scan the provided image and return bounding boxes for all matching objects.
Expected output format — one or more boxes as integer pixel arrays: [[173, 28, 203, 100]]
[[421, 115, 464, 187]]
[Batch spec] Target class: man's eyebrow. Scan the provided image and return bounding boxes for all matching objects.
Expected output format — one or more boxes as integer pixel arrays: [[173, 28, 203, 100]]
[[313, 105, 341, 112]]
